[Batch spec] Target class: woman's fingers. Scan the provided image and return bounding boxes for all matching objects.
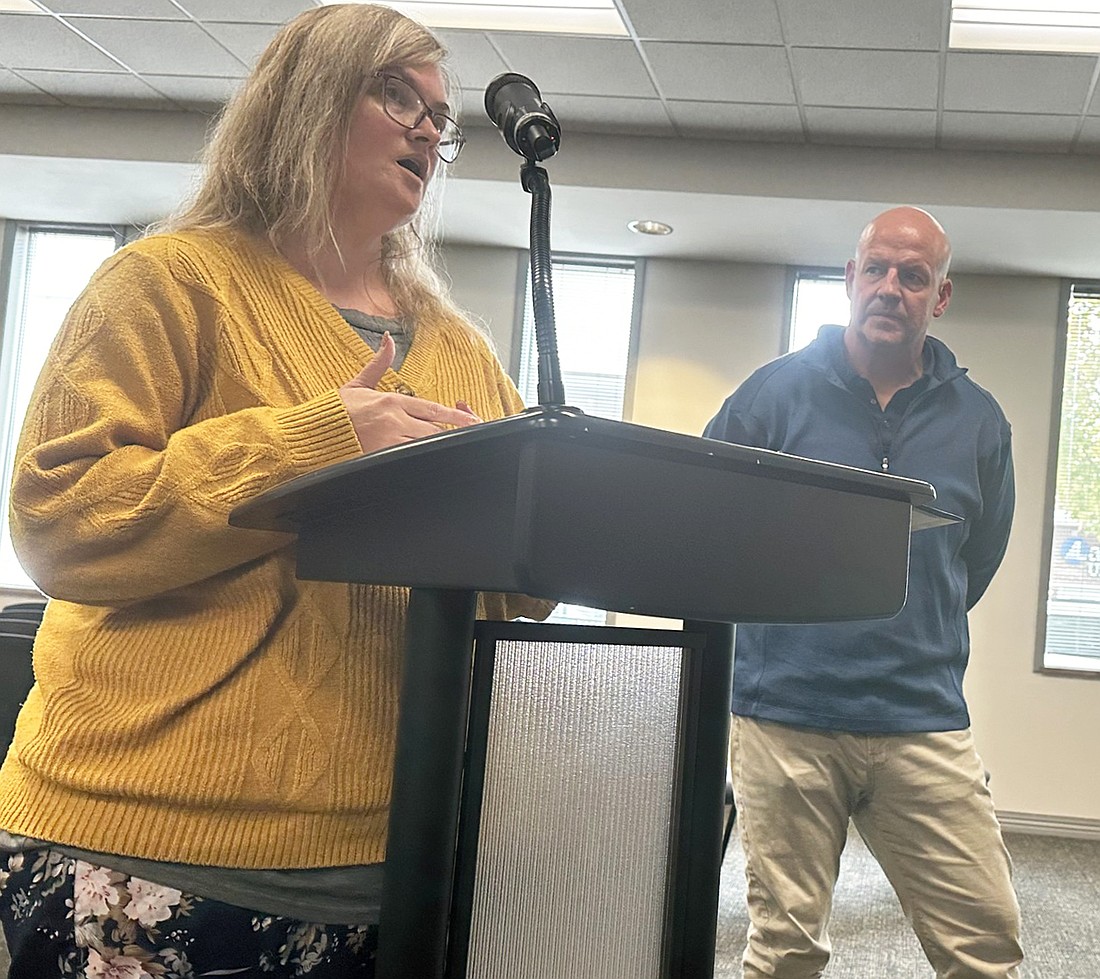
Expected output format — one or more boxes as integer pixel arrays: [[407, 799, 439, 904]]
[[338, 387, 481, 455], [343, 332, 397, 391]]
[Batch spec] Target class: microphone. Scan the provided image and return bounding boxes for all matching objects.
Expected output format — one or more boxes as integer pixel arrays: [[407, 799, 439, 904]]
[[484, 73, 561, 162]]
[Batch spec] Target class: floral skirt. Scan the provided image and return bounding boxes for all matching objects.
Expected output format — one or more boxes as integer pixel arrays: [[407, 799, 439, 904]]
[[0, 848, 377, 977]]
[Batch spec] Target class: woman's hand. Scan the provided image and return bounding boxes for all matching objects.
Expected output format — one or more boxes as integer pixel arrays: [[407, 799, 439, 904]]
[[338, 332, 481, 454]]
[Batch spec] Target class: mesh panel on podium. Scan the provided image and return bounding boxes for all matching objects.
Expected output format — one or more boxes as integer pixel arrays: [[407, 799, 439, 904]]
[[449, 622, 724, 979]]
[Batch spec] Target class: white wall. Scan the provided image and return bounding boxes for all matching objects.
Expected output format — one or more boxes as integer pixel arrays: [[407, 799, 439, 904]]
[[444, 241, 1100, 825]]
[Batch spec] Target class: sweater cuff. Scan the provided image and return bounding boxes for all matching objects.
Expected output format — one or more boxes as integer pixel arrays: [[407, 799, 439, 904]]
[[274, 389, 363, 474]]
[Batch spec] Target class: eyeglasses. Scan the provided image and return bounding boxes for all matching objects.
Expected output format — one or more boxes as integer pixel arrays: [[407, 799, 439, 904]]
[[374, 71, 466, 164]]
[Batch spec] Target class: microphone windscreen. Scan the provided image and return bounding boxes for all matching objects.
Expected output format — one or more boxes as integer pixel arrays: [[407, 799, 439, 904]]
[[484, 73, 560, 161]]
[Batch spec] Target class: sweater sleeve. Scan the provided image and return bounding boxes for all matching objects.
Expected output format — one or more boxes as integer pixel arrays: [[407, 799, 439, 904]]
[[9, 248, 364, 606]]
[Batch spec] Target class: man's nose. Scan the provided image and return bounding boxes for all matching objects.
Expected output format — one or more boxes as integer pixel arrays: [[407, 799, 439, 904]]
[[878, 268, 902, 299]]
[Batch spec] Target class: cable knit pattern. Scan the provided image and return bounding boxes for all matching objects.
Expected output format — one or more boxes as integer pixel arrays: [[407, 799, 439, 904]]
[[0, 228, 542, 868]]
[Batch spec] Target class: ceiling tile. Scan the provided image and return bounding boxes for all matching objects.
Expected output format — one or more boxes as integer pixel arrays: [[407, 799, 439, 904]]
[[201, 22, 279, 72], [66, 16, 247, 76], [1074, 116, 1100, 153], [15, 67, 170, 108], [1084, 85, 1100, 116], [0, 12, 123, 71], [457, 87, 493, 123], [459, 87, 673, 137], [805, 106, 936, 148], [792, 48, 939, 110], [940, 111, 1078, 153], [141, 72, 241, 108], [0, 66, 64, 104], [776, 0, 944, 50], [619, 0, 782, 44], [945, 52, 1095, 115], [437, 30, 510, 91], [668, 100, 803, 142], [643, 43, 794, 104], [532, 92, 674, 137], [38, 0, 185, 17], [490, 34, 655, 99], [178, 0, 316, 23]]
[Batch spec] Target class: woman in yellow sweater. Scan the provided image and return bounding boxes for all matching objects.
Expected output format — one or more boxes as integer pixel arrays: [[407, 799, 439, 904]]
[[0, 5, 545, 974]]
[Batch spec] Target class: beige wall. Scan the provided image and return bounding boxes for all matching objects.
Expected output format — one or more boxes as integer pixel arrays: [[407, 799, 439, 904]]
[[444, 241, 1100, 824], [938, 274, 1100, 821], [630, 258, 787, 435], [442, 244, 520, 369]]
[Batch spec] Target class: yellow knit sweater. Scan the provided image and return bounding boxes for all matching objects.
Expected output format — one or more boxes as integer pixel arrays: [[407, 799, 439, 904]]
[[0, 228, 542, 868]]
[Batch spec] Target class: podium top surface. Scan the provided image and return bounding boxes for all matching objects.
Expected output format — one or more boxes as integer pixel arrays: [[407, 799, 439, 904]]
[[229, 407, 955, 621], [232, 406, 945, 534]]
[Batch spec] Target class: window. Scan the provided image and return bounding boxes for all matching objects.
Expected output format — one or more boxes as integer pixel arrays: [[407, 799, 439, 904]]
[[787, 269, 849, 353], [516, 257, 638, 420], [514, 255, 640, 624], [0, 225, 123, 590], [1040, 282, 1100, 674]]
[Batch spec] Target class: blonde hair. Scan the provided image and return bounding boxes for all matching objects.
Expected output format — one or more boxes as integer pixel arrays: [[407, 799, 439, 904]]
[[159, 3, 468, 328]]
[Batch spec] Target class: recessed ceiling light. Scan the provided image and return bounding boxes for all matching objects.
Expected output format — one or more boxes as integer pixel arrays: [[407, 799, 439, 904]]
[[335, 0, 629, 36], [950, 0, 1100, 52], [628, 220, 673, 236]]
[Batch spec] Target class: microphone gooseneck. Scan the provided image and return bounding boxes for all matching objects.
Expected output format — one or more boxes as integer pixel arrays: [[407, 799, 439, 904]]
[[522, 164, 564, 406], [484, 73, 561, 163]]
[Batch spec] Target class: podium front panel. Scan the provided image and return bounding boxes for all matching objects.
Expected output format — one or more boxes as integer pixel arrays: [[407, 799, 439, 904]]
[[523, 437, 911, 623], [449, 622, 731, 979]]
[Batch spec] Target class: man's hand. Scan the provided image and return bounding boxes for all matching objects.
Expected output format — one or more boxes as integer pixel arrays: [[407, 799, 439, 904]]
[[338, 332, 481, 455]]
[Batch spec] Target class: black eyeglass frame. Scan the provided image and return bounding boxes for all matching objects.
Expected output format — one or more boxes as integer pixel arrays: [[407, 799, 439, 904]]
[[373, 70, 466, 164]]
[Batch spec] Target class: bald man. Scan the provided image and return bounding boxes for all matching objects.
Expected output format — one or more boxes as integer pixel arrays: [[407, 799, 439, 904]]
[[705, 207, 1022, 978]]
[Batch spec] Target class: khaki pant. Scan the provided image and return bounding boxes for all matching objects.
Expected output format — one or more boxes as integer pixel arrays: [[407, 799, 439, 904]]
[[731, 715, 1023, 979]]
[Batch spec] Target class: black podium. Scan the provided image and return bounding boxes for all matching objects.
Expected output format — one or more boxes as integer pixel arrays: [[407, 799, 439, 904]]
[[231, 406, 947, 979]]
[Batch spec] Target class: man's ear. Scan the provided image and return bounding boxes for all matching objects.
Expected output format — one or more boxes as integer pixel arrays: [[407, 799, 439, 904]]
[[933, 277, 952, 318], [845, 259, 855, 299]]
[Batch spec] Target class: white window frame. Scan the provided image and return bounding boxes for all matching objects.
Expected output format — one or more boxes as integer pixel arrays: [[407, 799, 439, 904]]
[[1037, 280, 1100, 677]]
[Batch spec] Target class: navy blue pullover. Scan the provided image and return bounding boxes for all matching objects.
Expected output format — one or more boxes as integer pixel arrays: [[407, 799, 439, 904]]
[[703, 325, 1014, 733]]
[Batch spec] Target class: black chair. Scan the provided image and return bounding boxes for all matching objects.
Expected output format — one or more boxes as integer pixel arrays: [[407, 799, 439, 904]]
[[1, 600, 46, 622], [1, 630, 36, 755], [0, 600, 43, 754], [0, 617, 40, 638]]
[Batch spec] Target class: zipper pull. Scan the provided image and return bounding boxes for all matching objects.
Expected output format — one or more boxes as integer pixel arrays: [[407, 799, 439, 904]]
[[881, 456, 890, 471]]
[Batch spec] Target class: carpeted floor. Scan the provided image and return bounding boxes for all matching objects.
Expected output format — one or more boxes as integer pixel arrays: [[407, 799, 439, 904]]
[[3, 828, 1098, 976], [716, 825, 1100, 978]]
